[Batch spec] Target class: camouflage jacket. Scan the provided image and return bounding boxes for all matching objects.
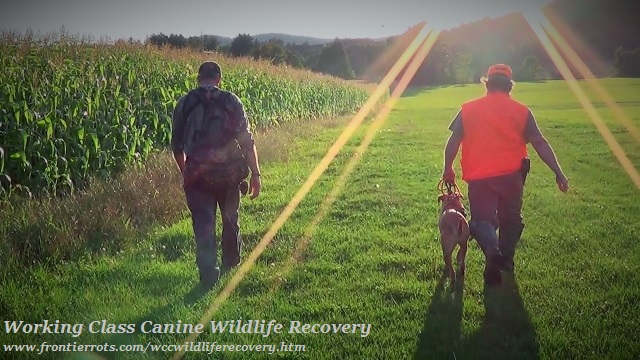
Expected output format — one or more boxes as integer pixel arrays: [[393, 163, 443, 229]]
[[171, 87, 254, 164]]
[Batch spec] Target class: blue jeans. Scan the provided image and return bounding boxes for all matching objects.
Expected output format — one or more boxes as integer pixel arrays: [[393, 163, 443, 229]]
[[468, 171, 524, 259], [184, 182, 241, 281]]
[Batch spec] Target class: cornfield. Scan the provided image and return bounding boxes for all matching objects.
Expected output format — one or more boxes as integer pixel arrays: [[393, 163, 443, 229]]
[[0, 32, 371, 197]]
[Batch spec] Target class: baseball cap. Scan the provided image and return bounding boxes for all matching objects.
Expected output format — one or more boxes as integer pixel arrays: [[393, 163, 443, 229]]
[[487, 64, 512, 79], [198, 61, 222, 79]]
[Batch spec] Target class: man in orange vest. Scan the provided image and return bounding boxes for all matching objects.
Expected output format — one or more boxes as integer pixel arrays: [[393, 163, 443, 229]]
[[442, 64, 569, 287]]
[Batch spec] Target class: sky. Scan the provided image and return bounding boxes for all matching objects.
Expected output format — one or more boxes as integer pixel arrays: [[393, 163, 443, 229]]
[[1, 0, 552, 41]]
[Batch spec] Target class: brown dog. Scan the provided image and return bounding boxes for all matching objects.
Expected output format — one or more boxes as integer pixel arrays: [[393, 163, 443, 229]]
[[438, 193, 470, 281]]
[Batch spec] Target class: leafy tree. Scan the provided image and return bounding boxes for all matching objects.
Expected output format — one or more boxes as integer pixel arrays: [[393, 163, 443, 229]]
[[345, 43, 387, 78], [412, 42, 454, 86], [314, 40, 355, 79], [285, 52, 303, 68], [253, 40, 288, 65], [167, 34, 187, 48], [147, 32, 189, 49], [147, 33, 169, 47], [286, 41, 324, 69], [453, 52, 473, 84], [187, 36, 201, 50], [202, 35, 219, 51], [230, 34, 255, 57], [515, 55, 541, 81], [613, 47, 640, 77]]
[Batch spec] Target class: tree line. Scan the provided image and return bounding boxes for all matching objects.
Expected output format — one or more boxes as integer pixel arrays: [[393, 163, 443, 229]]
[[146, 32, 355, 80], [145, 0, 640, 85]]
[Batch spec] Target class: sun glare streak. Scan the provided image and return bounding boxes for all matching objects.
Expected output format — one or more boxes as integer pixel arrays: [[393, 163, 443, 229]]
[[541, 6, 611, 78], [523, 11, 640, 190], [539, 7, 640, 144], [170, 24, 433, 360], [362, 21, 426, 83], [251, 30, 441, 314]]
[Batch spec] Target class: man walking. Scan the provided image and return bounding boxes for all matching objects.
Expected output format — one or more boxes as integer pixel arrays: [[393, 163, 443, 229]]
[[172, 61, 262, 288], [442, 64, 569, 286]]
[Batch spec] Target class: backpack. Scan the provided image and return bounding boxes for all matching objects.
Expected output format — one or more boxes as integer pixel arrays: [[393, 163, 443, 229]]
[[180, 88, 250, 190], [182, 88, 224, 140]]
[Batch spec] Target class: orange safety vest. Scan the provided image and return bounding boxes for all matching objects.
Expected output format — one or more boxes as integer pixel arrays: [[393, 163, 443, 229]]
[[460, 92, 529, 181]]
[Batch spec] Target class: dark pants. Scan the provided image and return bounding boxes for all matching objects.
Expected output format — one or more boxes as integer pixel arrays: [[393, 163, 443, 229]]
[[184, 182, 241, 281], [468, 171, 525, 260]]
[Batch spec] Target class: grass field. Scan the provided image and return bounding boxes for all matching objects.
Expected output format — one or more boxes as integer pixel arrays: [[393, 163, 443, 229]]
[[2, 78, 640, 359]]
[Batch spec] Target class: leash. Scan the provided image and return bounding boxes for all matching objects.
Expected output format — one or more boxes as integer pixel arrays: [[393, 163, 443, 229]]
[[438, 179, 462, 197], [438, 179, 467, 218]]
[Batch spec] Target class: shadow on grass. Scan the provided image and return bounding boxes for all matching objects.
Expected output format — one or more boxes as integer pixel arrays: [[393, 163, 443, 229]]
[[414, 273, 465, 359], [399, 86, 442, 98], [0, 298, 14, 320], [90, 272, 218, 359], [518, 79, 549, 84], [399, 84, 479, 98], [463, 273, 540, 360], [414, 272, 539, 360]]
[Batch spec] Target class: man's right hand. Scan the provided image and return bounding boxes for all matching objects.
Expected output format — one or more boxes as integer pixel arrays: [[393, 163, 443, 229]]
[[442, 167, 456, 184], [556, 172, 569, 193], [249, 174, 261, 200]]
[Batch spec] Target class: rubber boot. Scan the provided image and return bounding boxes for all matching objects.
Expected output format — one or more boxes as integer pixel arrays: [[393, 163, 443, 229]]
[[498, 222, 524, 272], [470, 220, 503, 287], [196, 244, 220, 289], [198, 264, 220, 289]]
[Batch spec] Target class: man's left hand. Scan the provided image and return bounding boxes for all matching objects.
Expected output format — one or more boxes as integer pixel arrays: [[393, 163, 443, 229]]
[[249, 175, 261, 199], [556, 172, 569, 193]]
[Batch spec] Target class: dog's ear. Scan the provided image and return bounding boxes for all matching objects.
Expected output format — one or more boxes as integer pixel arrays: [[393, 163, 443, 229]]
[[438, 194, 446, 203]]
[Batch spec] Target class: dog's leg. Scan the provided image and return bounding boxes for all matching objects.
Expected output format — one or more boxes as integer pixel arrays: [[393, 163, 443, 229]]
[[443, 245, 455, 281], [456, 240, 468, 279]]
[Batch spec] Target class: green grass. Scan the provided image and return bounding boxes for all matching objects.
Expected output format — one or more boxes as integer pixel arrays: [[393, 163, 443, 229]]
[[2, 79, 640, 359]]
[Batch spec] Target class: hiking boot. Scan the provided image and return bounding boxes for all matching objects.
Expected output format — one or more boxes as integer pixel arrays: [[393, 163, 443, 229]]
[[221, 262, 239, 275], [199, 267, 220, 289], [498, 223, 524, 267], [484, 255, 503, 287]]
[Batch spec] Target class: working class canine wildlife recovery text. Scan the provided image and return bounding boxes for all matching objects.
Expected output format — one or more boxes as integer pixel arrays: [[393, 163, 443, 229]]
[[4, 320, 372, 338]]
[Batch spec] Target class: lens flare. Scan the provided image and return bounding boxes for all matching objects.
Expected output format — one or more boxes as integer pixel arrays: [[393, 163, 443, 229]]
[[523, 10, 640, 190], [170, 23, 434, 360], [252, 29, 441, 316], [540, 6, 640, 144]]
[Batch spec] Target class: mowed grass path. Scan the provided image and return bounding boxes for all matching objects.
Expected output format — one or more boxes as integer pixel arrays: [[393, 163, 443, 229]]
[[2, 79, 639, 359]]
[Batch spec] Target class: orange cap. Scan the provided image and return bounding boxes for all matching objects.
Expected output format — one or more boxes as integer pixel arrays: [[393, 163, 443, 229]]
[[487, 64, 512, 79]]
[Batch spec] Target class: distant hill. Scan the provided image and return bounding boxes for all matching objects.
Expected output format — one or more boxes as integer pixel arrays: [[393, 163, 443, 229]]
[[209, 33, 391, 47], [252, 33, 333, 45], [209, 33, 334, 46]]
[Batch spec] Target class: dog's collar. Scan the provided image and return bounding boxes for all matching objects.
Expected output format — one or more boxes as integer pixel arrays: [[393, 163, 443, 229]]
[[442, 201, 467, 218], [446, 207, 466, 218]]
